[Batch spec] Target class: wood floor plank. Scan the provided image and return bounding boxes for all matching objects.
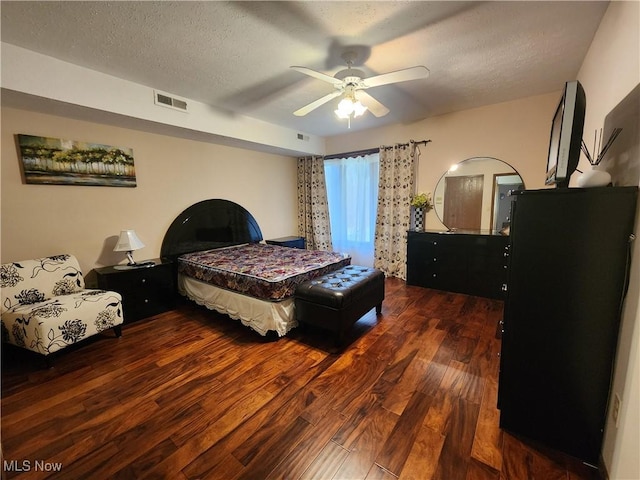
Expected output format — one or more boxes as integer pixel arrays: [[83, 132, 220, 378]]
[[197, 455, 244, 480], [111, 437, 178, 480], [46, 441, 120, 480], [465, 457, 500, 480], [397, 424, 446, 480], [182, 355, 338, 479], [87, 402, 205, 478], [380, 347, 419, 384], [230, 354, 332, 465], [264, 409, 346, 480], [140, 388, 275, 478], [375, 390, 434, 475], [501, 432, 581, 480], [423, 388, 456, 435], [459, 362, 485, 405], [299, 342, 395, 426], [453, 334, 479, 364], [432, 398, 481, 480], [298, 440, 349, 480], [234, 416, 312, 480], [1, 367, 126, 428], [365, 464, 400, 480], [332, 404, 398, 480], [471, 378, 503, 472], [381, 327, 446, 415]]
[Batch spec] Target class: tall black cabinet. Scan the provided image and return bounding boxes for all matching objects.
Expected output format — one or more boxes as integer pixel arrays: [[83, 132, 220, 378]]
[[498, 186, 638, 465]]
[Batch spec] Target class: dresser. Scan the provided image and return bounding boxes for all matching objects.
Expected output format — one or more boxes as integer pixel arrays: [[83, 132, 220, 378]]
[[406, 230, 509, 299], [265, 236, 306, 249], [95, 259, 176, 323]]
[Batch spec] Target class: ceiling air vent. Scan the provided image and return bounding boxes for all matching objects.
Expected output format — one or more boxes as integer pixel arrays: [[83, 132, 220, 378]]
[[154, 90, 188, 112]]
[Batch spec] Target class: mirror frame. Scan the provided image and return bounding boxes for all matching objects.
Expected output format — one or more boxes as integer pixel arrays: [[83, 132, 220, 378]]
[[434, 156, 524, 233]]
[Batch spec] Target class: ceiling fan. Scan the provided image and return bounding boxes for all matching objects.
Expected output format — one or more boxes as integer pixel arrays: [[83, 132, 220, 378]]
[[291, 51, 429, 121]]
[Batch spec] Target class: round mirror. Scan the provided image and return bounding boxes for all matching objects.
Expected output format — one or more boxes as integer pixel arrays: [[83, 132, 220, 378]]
[[434, 157, 524, 233]]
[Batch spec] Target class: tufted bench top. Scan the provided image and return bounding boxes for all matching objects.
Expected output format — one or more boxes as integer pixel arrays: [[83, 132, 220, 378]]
[[295, 265, 384, 309]]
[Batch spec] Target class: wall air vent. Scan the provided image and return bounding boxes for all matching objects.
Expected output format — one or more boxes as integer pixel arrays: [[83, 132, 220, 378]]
[[153, 90, 188, 112]]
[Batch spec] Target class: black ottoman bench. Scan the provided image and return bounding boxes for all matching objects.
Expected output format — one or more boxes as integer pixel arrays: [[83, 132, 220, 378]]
[[294, 265, 385, 346]]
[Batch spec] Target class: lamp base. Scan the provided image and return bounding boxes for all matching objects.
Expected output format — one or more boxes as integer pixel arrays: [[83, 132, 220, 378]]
[[113, 261, 155, 270]]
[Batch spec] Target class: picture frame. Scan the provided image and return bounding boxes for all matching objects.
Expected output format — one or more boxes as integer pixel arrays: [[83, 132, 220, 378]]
[[16, 134, 137, 187]]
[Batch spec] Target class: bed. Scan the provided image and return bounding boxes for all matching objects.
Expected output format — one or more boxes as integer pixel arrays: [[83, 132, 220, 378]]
[[160, 199, 350, 336]]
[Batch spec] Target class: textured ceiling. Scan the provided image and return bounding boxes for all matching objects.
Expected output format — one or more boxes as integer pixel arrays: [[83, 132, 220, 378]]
[[1, 1, 609, 137]]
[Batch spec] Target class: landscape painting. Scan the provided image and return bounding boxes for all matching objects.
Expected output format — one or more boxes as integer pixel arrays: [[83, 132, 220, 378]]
[[17, 134, 136, 187]]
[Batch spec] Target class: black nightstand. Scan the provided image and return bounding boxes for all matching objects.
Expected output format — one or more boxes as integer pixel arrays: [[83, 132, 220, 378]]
[[266, 236, 306, 249], [94, 258, 176, 323]]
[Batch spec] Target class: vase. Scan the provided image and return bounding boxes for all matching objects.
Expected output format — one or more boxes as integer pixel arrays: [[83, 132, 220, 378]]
[[576, 167, 612, 188], [413, 206, 425, 231]]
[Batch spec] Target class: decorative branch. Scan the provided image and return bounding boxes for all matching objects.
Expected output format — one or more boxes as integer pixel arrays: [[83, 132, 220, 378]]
[[581, 128, 623, 166]]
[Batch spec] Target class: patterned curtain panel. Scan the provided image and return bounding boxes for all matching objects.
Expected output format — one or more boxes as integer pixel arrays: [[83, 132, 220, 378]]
[[297, 156, 333, 251], [374, 141, 417, 279]]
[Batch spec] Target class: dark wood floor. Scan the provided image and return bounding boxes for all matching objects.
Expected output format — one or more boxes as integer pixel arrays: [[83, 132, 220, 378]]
[[1, 278, 601, 479]]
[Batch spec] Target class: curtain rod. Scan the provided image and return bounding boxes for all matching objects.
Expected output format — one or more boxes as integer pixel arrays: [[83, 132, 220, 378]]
[[324, 139, 431, 160], [380, 139, 431, 150], [324, 147, 379, 160]]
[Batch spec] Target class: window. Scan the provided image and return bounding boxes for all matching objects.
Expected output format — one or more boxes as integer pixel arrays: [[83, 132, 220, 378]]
[[324, 152, 379, 266]]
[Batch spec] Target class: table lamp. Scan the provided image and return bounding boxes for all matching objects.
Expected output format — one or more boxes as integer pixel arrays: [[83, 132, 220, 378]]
[[113, 230, 148, 268]]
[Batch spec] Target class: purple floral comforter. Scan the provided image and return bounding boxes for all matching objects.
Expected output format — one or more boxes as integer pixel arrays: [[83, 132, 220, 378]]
[[178, 243, 350, 301]]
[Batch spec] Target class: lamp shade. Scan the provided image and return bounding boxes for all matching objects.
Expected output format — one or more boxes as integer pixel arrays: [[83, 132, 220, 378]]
[[114, 230, 145, 252]]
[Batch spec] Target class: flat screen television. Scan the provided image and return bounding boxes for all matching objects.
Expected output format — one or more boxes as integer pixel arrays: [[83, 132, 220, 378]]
[[545, 80, 586, 188]]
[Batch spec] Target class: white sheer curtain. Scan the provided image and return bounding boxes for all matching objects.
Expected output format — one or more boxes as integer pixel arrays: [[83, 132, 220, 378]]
[[324, 152, 379, 266]]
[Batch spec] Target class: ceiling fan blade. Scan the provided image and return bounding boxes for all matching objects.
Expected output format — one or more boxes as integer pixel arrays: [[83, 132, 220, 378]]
[[291, 66, 343, 86], [294, 90, 342, 116], [357, 91, 390, 118], [363, 66, 429, 88]]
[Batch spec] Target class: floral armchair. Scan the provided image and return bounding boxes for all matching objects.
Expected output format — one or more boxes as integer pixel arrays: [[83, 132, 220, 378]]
[[1, 254, 123, 358]]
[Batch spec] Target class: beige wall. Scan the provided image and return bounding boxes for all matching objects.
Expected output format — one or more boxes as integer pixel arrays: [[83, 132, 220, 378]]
[[1, 107, 299, 273], [577, 2, 639, 478], [326, 92, 559, 230]]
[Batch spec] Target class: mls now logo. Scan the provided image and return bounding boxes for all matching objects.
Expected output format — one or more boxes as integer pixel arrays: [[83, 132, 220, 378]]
[[4, 459, 63, 472]]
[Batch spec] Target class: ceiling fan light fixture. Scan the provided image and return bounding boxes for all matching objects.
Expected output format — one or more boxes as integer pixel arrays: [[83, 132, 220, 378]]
[[336, 97, 355, 117], [352, 100, 367, 117], [335, 96, 367, 120]]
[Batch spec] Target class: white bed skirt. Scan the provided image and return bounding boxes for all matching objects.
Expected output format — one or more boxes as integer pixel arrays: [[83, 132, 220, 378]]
[[178, 274, 297, 337]]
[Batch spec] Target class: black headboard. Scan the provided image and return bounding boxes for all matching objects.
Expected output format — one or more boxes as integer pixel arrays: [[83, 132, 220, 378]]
[[160, 199, 263, 261]]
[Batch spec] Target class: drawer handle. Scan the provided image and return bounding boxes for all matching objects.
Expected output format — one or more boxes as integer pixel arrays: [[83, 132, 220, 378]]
[[141, 278, 146, 284], [501, 284, 508, 292], [144, 299, 149, 303]]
